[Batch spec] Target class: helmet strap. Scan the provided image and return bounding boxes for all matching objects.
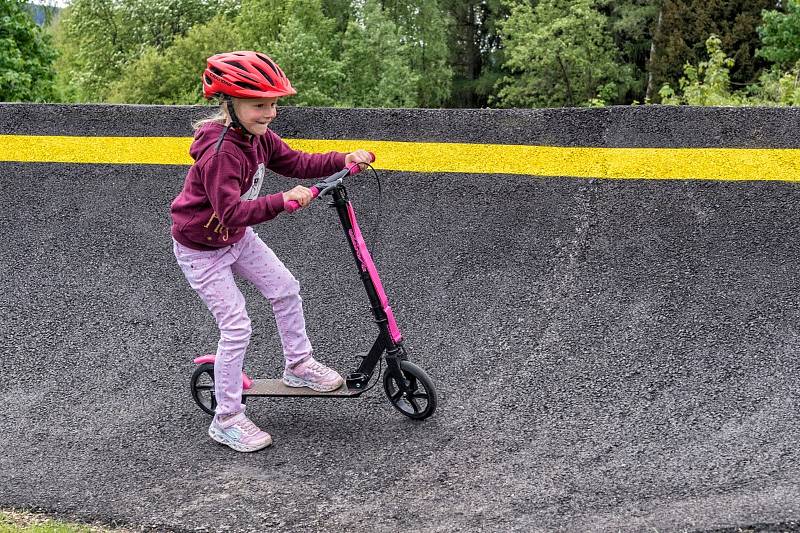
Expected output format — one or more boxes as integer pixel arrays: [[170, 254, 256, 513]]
[[213, 95, 255, 153], [223, 95, 255, 137], [214, 124, 231, 153]]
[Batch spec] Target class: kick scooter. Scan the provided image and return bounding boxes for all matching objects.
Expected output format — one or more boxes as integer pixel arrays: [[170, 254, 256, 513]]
[[190, 156, 438, 420]]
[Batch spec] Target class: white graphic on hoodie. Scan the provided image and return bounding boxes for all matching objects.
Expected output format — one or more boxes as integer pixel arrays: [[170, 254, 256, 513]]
[[240, 163, 265, 201]]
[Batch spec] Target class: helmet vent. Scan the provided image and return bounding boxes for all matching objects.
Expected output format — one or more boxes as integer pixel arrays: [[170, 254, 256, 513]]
[[234, 80, 261, 91], [257, 54, 278, 73], [252, 64, 274, 85], [225, 60, 247, 71]]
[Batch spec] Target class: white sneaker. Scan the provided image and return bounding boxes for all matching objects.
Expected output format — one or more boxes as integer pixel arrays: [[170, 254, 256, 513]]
[[208, 412, 272, 452], [283, 357, 345, 392]]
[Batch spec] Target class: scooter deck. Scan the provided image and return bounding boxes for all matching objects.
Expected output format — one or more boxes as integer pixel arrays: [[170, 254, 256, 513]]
[[242, 379, 363, 398]]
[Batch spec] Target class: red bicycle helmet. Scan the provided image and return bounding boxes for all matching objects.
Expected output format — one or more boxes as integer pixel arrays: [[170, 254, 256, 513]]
[[202, 51, 297, 99]]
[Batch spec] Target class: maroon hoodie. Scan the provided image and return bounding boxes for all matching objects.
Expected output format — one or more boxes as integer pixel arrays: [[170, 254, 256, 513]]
[[170, 122, 346, 250]]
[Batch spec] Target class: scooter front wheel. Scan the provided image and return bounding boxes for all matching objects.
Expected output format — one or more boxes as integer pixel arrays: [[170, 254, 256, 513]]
[[191, 363, 216, 416], [383, 360, 437, 420]]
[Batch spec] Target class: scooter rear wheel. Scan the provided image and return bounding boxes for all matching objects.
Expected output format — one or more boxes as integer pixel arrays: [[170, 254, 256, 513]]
[[191, 363, 216, 416], [383, 360, 437, 420]]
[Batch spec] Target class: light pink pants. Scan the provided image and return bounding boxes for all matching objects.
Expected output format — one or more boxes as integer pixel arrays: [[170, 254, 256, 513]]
[[174, 227, 312, 416]]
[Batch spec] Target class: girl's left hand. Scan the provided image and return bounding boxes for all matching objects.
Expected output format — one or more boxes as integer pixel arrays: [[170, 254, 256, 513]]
[[345, 149, 373, 169]]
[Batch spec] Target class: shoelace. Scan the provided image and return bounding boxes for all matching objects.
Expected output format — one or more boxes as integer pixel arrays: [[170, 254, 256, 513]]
[[305, 360, 331, 376], [235, 417, 261, 437]]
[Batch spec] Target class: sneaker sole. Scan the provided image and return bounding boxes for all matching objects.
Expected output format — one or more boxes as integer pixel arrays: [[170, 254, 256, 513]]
[[208, 425, 272, 452], [282, 374, 344, 393]]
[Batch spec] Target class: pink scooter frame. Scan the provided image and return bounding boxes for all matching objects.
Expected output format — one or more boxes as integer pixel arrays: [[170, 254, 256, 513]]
[[190, 156, 438, 420]]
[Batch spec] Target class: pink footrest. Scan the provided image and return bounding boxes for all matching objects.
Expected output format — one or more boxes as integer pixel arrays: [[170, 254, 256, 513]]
[[192, 354, 253, 390]]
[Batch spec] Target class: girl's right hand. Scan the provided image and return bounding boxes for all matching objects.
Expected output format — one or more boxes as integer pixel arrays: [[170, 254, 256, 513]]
[[283, 186, 312, 208]]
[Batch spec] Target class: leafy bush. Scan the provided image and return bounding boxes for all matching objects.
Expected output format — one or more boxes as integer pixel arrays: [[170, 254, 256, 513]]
[[0, 0, 57, 102], [659, 34, 800, 106]]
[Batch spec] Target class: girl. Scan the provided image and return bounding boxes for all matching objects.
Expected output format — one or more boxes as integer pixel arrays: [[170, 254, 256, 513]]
[[171, 51, 372, 452]]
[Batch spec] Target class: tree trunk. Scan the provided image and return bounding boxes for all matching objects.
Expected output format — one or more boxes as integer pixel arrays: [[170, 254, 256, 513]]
[[467, 2, 481, 107], [556, 52, 574, 106], [645, 5, 663, 102]]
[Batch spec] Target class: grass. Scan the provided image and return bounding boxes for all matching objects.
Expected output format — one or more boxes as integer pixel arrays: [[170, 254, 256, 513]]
[[0, 510, 130, 533]]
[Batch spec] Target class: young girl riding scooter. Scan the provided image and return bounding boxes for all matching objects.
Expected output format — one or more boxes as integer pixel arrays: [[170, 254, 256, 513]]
[[170, 51, 372, 452]]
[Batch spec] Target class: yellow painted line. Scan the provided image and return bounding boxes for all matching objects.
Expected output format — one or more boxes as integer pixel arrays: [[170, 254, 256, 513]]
[[1, 135, 192, 166], [3, 134, 800, 181]]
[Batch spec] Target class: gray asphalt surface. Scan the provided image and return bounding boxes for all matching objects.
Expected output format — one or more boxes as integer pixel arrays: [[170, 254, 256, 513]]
[[2, 105, 800, 532], [5, 103, 800, 147]]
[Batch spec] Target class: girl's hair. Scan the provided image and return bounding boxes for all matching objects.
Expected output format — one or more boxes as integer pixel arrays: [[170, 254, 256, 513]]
[[192, 101, 229, 131]]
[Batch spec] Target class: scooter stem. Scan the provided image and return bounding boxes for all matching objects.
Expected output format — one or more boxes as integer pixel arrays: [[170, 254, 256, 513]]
[[284, 153, 375, 213]]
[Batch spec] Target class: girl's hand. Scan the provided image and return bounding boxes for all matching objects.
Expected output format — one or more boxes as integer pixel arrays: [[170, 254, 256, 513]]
[[345, 149, 373, 169], [283, 186, 313, 207]]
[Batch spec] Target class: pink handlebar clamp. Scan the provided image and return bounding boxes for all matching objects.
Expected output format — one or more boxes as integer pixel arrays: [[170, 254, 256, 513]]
[[285, 152, 375, 214]]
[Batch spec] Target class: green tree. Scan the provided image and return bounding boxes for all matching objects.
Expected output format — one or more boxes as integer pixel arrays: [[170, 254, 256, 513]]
[[659, 34, 800, 106], [659, 35, 745, 105], [45, 8, 75, 101], [603, 0, 660, 103], [118, 0, 238, 52], [339, 0, 418, 107], [268, 0, 344, 106], [750, 66, 800, 106], [108, 0, 343, 106], [237, 0, 288, 48], [441, 0, 508, 108], [758, 0, 800, 69], [322, 0, 353, 44], [233, 0, 343, 106], [374, 0, 453, 106], [53, 0, 236, 101], [495, 0, 628, 107], [649, 0, 776, 102], [0, 0, 57, 101], [106, 15, 242, 104], [409, 0, 453, 106], [56, 0, 125, 100]]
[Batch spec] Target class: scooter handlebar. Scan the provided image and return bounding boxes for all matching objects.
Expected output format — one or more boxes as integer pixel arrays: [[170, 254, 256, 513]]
[[284, 185, 321, 214], [346, 151, 376, 175], [284, 152, 375, 213]]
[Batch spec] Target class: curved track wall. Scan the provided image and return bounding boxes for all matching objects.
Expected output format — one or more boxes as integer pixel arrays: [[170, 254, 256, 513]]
[[1, 104, 799, 533]]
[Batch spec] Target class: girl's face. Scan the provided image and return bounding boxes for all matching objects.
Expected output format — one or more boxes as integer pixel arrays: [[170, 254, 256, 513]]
[[229, 97, 278, 136]]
